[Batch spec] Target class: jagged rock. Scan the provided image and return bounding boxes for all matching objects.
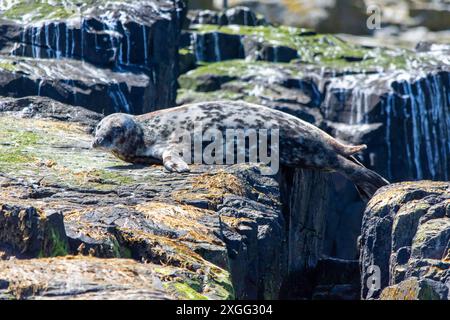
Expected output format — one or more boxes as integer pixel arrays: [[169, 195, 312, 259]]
[[380, 277, 449, 300], [188, 9, 227, 26], [360, 181, 450, 300], [0, 56, 151, 114], [0, 96, 332, 300], [0, 0, 186, 114], [190, 31, 244, 62], [0, 204, 68, 259], [188, 6, 264, 26], [186, 25, 304, 64]]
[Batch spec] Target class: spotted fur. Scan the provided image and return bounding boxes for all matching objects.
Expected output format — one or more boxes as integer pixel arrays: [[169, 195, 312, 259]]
[[92, 100, 389, 200]]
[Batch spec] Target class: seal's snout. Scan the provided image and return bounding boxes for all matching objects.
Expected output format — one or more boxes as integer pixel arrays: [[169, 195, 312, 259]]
[[91, 137, 104, 149]]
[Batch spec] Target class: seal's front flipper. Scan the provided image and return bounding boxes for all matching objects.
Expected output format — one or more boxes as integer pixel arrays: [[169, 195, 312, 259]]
[[162, 149, 190, 173]]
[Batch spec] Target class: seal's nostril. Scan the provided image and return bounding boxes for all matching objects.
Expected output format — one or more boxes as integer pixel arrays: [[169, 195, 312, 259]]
[[92, 137, 103, 148]]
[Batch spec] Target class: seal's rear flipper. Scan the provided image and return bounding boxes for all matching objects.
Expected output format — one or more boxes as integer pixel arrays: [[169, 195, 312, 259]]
[[338, 155, 389, 202], [354, 167, 389, 201], [353, 172, 388, 201], [343, 144, 367, 156]]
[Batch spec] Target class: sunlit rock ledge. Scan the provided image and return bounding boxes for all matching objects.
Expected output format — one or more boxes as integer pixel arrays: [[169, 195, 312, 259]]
[[360, 181, 450, 300], [0, 96, 331, 300]]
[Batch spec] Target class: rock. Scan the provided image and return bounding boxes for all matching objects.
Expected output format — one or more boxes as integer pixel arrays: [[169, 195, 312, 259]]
[[0, 96, 101, 131], [312, 284, 360, 300], [380, 277, 449, 300], [0, 96, 332, 300], [0, 0, 186, 114], [189, 0, 216, 10], [0, 56, 151, 114], [312, 258, 360, 300], [0, 256, 173, 300], [224, 6, 263, 26], [188, 9, 227, 25], [188, 6, 264, 26], [178, 60, 323, 124], [410, 5, 450, 31], [220, 0, 370, 34], [416, 42, 450, 54], [189, 31, 244, 62], [187, 24, 303, 64], [360, 181, 450, 300], [0, 204, 68, 259], [221, 1, 450, 34]]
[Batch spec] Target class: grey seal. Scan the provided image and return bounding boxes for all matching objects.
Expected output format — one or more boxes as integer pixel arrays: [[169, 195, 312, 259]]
[[92, 100, 389, 200]]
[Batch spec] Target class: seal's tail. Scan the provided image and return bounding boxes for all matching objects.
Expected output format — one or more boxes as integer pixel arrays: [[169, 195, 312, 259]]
[[338, 155, 389, 202]]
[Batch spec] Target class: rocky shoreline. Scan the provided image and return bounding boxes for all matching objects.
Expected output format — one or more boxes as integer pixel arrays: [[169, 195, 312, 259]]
[[0, 1, 448, 300]]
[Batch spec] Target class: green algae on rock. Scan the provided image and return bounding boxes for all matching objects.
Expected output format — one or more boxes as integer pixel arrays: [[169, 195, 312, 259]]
[[186, 23, 444, 72]]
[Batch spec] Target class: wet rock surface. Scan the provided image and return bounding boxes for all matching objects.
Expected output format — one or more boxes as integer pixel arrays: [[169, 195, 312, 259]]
[[0, 96, 331, 300], [0, 0, 186, 114], [187, 6, 265, 26], [360, 181, 450, 300]]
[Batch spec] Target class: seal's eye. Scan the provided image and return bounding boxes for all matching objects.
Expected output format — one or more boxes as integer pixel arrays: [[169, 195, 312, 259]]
[[114, 127, 124, 134]]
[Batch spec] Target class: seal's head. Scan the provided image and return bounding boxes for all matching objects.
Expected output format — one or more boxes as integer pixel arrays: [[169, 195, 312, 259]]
[[92, 113, 145, 163]]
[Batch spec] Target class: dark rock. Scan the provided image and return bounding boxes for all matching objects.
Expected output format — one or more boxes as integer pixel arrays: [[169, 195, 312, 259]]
[[360, 181, 450, 300], [311, 257, 360, 300], [188, 6, 264, 27], [315, 258, 360, 286], [0, 96, 101, 131], [188, 9, 227, 25], [0, 204, 68, 258], [312, 284, 360, 300], [410, 7, 450, 31], [191, 31, 244, 62], [224, 6, 261, 26], [0, 0, 186, 114], [242, 37, 299, 62]]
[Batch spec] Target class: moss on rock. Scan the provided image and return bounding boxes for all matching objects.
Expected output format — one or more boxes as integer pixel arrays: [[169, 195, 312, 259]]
[[188, 24, 442, 72]]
